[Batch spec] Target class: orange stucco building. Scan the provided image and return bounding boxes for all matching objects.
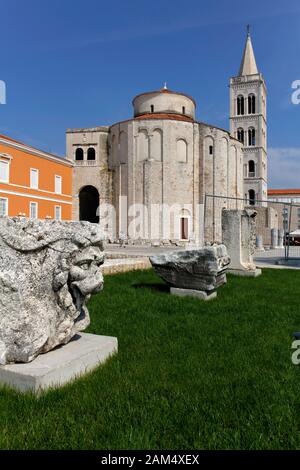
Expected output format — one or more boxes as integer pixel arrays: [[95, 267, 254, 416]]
[[0, 134, 72, 220]]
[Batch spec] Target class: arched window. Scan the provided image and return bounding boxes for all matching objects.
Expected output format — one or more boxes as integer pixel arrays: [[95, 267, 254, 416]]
[[75, 148, 84, 160], [248, 189, 255, 206], [248, 128, 256, 146], [237, 128, 244, 144], [87, 147, 96, 160], [248, 94, 256, 114], [237, 95, 245, 115], [248, 160, 255, 177]]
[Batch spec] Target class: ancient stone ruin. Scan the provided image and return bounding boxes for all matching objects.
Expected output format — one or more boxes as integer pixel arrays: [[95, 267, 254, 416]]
[[150, 245, 230, 300], [0, 218, 105, 365], [222, 209, 261, 277]]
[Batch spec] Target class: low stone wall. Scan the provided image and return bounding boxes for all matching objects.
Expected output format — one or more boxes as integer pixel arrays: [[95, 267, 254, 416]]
[[101, 257, 151, 275]]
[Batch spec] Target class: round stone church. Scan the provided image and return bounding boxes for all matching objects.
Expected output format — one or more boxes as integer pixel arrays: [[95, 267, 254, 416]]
[[67, 85, 243, 245], [66, 31, 268, 246]]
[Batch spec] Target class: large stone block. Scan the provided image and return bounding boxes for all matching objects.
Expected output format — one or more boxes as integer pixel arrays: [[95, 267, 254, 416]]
[[150, 245, 230, 293], [0, 218, 105, 365], [222, 209, 262, 276]]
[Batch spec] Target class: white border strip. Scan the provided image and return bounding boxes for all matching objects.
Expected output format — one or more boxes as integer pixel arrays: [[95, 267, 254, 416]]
[[0, 189, 72, 205]]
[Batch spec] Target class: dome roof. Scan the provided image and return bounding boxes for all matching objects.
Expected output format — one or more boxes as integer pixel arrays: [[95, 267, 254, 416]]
[[132, 87, 196, 120], [132, 87, 196, 107]]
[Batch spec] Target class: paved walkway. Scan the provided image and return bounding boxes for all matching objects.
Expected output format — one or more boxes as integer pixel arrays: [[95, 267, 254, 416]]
[[103, 243, 300, 272], [254, 247, 300, 269]]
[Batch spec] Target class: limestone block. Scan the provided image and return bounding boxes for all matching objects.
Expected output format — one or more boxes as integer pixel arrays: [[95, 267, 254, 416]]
[[222, 209, 261, 276], [150, 245, 230, 293], [0, 218, 105, 365]]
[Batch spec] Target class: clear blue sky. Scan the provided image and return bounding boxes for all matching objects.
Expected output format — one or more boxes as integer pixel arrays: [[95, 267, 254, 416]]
[[1, 0, 300, 188]]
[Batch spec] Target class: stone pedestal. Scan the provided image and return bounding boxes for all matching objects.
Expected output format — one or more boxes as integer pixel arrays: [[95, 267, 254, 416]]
[[256, 234, 264, 251], [170, 287, 217, 301], [222, 209, 262, 277], [0, 333, 118, 393], [278, 229, 284, 248], [271, 228, 279, 249]]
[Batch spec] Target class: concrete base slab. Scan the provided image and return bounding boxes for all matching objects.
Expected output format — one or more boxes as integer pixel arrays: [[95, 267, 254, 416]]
[[170, 287, 217, 301], [0, 333, 118, 393], [228, 268, 262, 277]]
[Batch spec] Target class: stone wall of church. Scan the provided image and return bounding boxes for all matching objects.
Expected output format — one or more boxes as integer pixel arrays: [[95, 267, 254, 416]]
[[109, 118, 201, 244]]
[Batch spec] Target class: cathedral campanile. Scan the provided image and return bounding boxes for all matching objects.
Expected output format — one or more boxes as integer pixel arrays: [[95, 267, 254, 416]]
[[230, 27, 267, 206]]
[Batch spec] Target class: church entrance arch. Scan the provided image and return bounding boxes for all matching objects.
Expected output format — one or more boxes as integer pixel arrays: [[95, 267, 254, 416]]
[[79, 186, 99, 223]]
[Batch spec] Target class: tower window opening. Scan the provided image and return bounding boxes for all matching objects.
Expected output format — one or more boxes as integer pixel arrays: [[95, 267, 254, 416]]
[[248, 94, 256, 114], [75, 147, 84, 161], [237, 95, 244, 115], [248, 127, 256, 146], [237, 128, 244, 144], [87, 147, 96, 160], [150, 105, 154, 113], [182, 106, 185, 114], [248, 160, 255, 177], [209, 145, 213, 155]]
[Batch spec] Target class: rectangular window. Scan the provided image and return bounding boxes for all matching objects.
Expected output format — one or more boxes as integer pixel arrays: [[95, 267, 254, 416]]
[[55, 175, 62, 194], [29, 202, 38, 219], [30, 169, 39, 189], [209, 145, 213, 155], [180, 217, 189, 240], [0, 198, 8, 216], [55, 205, 61, 220], [0, 160, 9, 183]]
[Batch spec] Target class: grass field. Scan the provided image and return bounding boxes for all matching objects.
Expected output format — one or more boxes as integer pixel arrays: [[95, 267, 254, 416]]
[[0, 268, 300, 450]]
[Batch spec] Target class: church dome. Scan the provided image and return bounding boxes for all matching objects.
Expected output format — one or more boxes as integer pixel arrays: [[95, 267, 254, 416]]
[[132, 86, 196, 120]]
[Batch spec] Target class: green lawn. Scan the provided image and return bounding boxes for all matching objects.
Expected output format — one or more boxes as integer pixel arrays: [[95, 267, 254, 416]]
[[0, 268, 300, 450]]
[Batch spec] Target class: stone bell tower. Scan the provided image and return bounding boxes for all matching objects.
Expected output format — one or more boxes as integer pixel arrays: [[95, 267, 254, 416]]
[[230, 27, 267, 206]]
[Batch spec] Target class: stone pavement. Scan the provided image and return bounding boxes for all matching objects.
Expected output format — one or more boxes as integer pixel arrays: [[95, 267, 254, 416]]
[[102, 244, 300, 273], [254, 247, 300, 269]]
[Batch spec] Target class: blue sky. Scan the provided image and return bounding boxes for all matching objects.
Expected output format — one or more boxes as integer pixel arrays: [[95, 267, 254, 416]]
[[1, 0, 300, 188]]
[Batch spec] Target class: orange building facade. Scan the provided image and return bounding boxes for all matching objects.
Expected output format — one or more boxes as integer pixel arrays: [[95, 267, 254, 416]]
[[0, 134, 72, 220]]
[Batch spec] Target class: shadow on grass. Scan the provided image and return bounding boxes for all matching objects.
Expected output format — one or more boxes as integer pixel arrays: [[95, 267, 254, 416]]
[[132, 282, 170, 293]]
